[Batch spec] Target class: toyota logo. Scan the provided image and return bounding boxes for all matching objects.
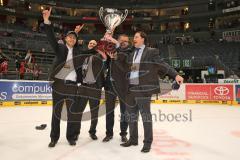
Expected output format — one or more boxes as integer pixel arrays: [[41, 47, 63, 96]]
[[214, 86, 229, 96]]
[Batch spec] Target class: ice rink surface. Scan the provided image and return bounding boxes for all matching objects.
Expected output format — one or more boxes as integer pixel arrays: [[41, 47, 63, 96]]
[[0, 104, 240, 160]]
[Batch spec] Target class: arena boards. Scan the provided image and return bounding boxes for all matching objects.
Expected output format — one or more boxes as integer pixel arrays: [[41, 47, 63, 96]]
[[0, 100, 239, 107], [0, 80, 239, 107]]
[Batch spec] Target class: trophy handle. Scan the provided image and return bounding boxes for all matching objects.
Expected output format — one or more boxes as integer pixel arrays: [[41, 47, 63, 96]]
[[120, 9, 128, 24], [99, 7, 105, 26]]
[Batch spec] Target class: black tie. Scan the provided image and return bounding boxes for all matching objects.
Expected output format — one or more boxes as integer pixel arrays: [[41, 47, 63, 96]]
[[133, 48, 140, 61]]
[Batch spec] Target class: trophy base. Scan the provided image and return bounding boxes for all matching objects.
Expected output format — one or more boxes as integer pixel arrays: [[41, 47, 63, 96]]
[[106, 30, 113, 35], [96, 40, 116, 53]]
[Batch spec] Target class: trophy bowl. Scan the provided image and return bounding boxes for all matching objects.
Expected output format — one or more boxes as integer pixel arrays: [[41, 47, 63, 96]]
[[97, 7, 128, 53]]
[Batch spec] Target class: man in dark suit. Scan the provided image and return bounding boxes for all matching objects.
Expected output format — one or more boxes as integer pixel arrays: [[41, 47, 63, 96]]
[[102, 34, 131, 143], [43, 8, 90, 147], [74, 40, 105, 141], [106, 31, 184, 153]]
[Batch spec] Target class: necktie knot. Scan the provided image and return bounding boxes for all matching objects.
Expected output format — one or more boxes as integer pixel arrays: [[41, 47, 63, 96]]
[[135, 48, 140, 51]]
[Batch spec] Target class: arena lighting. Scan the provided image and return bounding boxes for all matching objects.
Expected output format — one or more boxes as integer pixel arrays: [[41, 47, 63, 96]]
[[185, 22, 190, 29], [0, 0, 3, 6], [40, 6, 44, 10]]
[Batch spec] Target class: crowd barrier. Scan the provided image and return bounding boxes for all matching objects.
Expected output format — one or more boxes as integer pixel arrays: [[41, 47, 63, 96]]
[[0, 80, 239, 107]]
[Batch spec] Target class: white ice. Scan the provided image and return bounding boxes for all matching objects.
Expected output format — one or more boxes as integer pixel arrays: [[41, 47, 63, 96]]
[[0, 104, 240, 160]]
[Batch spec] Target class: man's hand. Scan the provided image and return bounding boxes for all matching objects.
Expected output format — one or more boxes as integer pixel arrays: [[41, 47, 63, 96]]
[[96, 49, 107, 60], [42, 7, 52, 23], [175, 75, 184, 84], [104, 33, 118, 45], [108, 52, 117, 59], [75, 24, 84, 34]]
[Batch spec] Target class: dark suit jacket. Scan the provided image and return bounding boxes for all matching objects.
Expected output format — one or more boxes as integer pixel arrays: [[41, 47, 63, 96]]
[[105, 46, 132, 88], [106, 46, 132, 99], [82, 52, 105, 88], [112, 46, 178, 98], [44, 23, 97, 82]]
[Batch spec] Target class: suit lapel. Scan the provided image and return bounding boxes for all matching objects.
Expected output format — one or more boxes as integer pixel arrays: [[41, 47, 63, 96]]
[[72, 47, 81, 71], [128, 46, 148, 69], [130, 47, 148, 63], [138, 47, 148, 83], [140, 47, 148, 62], [129, 50, 135, 64], [63, 45, 68, 61]]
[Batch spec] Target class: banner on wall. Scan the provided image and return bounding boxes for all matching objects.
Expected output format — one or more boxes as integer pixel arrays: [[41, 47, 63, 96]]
[[186, 84, 234, 101], [0, 80, 52, 101], [218, 79, 240, 84], [158, 84, 185, 100]]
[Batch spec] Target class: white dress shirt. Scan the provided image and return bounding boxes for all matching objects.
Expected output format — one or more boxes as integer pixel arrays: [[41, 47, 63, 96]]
[[64, 45, 77, 81], [129, 45, 145, 85]]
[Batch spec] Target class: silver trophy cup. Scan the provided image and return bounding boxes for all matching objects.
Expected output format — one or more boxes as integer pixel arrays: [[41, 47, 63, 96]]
[[99, 7, 128, 34]]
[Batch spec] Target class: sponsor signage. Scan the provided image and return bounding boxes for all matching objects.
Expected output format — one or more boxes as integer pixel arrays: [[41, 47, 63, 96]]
[[0, 80, 52, 101]]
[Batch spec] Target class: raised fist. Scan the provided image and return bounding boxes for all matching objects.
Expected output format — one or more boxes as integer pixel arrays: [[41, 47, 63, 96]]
[[74, 24, 85, 34]]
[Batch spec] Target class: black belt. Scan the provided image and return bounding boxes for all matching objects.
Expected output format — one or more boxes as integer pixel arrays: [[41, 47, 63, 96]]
[[129, 84, 139, 87], [53, 78, 77, 85], [64, 80, 77, 85], [82, 82, 97, 86], [128, 84, 139, 91]]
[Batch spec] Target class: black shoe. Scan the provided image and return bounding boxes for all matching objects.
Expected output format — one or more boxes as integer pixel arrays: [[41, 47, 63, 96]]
[[141, 145, 151, 153], [120, 140, 138, 147], [90, 134, 98, 140], [48, 140, 57, 148], [36, 124, 47, 130], [68, 140, 76, 146], [121, 135, 128, 142], [102, 135, 113, 142], [73, 135, 79, 141]]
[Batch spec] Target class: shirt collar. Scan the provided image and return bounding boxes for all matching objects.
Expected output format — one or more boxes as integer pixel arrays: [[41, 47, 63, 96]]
[[66, 44, 73, 51]]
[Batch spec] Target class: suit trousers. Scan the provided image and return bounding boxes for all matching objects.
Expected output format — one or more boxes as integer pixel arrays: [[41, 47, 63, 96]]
[[126, 94, 153, 147], [50, 79, 79, 141], [105, 81, 128, 137], [75, 83, 101, 136]]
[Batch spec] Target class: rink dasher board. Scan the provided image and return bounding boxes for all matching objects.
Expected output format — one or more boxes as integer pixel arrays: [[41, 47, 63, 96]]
[[0, 100, 238, 107], [0, 80, 239, 107], [0, 100, 52, 107]]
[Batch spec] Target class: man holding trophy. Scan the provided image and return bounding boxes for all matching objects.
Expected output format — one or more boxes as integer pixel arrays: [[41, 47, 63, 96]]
[[98, 7, 184, 153], [98, 8, 131, 143], [102, 34, 132, 143]]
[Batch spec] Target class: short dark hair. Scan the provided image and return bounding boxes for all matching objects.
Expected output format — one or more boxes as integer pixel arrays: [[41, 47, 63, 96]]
[[66, 31, 78, 39], [118, 34, 129, 39], [135, 31, 147, 44]]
